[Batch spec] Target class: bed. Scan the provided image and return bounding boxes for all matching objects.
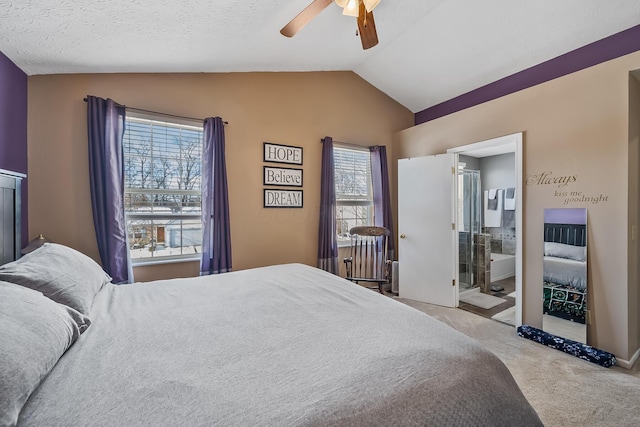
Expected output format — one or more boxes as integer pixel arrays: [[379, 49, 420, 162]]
[[1, 243, 542, 426], [543, 223, 587, 323], [0, 169, 24, 265]]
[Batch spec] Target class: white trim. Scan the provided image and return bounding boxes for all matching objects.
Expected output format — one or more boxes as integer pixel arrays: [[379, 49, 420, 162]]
[[447, 133, 518, 157], [0, 168, 26, 179], [131, 255, 200, 267], [333, 142, 370, 152], [126, 112, 203, 129], [127, 213, 201, 221], [614, 346, 640, 369], [447, 132, 524, 327]]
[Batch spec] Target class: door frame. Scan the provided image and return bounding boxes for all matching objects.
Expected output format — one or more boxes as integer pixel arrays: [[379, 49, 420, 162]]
[[447, 132, 524, 326]]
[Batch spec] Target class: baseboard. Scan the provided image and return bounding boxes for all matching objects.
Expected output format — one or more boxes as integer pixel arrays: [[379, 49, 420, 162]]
[[614, 346, 640, 369]]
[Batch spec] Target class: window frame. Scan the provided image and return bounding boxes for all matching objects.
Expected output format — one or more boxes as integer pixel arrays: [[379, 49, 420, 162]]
[[333, 144, 374, 247], [123, 113, 204, 265]]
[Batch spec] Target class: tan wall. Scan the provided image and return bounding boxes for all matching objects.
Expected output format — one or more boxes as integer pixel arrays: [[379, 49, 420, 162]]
[[393, 51, 640, 361], [27, 72, 413, 283]]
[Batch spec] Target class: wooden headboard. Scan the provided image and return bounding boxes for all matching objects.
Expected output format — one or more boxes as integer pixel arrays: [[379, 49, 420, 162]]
[[544, 223, 586, 247], [0, 169, 25, 265]]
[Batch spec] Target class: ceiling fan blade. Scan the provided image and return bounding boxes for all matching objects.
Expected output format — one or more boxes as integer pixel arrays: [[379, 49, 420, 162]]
[[357, 1, 378, 49], [280, 0, 333, 38]]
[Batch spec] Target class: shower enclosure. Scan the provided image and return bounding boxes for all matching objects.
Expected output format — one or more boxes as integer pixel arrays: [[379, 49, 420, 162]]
[[458, 169, 481, 291]]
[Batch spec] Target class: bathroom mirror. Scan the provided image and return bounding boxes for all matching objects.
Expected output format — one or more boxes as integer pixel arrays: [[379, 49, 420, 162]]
[[542, 208, 587, 343]]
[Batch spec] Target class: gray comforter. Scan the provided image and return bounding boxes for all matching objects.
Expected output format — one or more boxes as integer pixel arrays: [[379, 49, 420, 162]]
[[18, 263, 541, 426], [544, 256, 587, 291]]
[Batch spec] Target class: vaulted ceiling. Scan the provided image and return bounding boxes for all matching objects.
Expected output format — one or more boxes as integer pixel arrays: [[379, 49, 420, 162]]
[[1, 0, 639, 113]]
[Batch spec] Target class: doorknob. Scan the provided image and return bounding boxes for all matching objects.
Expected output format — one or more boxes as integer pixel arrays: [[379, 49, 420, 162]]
[[400, 234, 406, 239]]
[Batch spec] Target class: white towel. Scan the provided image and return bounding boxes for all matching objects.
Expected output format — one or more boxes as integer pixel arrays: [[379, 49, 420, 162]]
[[504, 188, 516, 211], [484, 189, 503, 227], [487, 188, 499, 210]]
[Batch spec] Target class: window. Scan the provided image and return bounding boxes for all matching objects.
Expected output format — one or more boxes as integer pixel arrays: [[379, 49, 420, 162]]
[[334, 146, 373, 245], [123, 115, 203, 263]]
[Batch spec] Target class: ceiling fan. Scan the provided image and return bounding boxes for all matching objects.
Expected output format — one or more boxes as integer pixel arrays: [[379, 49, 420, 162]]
[[280, 0, 381, 50]]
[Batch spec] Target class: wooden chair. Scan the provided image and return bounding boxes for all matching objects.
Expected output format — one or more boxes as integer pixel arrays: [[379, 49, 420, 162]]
[[343, 226, 392, 293]]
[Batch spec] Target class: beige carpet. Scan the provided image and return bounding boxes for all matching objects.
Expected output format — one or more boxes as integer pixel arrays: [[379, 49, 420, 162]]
[[396, 297, 640, 427]]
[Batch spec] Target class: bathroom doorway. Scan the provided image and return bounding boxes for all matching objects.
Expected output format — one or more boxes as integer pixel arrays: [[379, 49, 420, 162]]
[[397, 132, 523, 323], [448, 132, 523, 327]]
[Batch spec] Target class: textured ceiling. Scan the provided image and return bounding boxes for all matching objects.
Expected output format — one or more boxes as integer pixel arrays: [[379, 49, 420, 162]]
[[1, 0, 639, 113]]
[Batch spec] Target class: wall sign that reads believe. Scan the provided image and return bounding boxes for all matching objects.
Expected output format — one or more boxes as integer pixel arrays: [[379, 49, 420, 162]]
[[264, 142, 303, 165], [263, 166, 302, 187], [264, 189, 303, 208]]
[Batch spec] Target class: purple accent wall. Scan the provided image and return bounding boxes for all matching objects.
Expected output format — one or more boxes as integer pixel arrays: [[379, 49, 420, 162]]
[[415, 24, 640, 125], [544, 208, 587, 225], [0, 50, 28, 245]]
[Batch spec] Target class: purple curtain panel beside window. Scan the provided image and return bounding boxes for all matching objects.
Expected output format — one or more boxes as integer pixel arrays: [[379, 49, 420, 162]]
[[201, 117, 232, 275], [86, 95, 131, 283], [369, 145, 395, 259], [317, 136, 338, 274]]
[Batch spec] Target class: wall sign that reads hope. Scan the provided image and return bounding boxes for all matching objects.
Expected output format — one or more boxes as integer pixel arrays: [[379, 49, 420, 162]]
[[264, 142, 303, 165]]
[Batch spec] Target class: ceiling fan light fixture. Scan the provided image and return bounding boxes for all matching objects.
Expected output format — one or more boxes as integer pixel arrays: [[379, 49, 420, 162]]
[[362, 0, 380, 12], [342, 0, 359, 17], [281, 0, 379, 50]]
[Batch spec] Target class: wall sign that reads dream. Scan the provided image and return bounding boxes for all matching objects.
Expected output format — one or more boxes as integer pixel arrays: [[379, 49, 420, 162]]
[[264, 142, 303, 165], [264, 166, 302, 187], [264, 189, 303, 208]]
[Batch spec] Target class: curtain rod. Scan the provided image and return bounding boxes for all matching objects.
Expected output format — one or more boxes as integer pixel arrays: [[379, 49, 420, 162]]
[[325, 139, 378, 150], [83, 98, 228, 124]]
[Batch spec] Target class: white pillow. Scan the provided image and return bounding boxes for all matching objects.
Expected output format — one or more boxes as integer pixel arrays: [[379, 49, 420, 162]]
[[0, 243, 111, 315], [0, 281, 90, 426], [544, 242, 586, 262]]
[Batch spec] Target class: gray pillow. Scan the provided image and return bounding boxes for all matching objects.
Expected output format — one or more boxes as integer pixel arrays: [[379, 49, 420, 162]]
[[544, 242, 586, 262], [0, 281, 91, 426], [0, 242, 111, 315]]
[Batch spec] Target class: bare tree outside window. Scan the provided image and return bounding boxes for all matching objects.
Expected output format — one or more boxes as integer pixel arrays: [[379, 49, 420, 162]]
[[123, 117, 203, 261], [334, 147, 373, 244]]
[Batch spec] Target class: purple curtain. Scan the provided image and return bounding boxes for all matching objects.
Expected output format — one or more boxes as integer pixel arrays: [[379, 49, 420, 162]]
[[318, 136, 338, 274], [369, 145, 395, 260], [201, 117, 232, 275], [86, 95, 131, 283]]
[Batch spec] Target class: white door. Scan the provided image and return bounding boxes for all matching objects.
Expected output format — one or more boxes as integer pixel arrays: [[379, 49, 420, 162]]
[[398, 154, 458, 307]]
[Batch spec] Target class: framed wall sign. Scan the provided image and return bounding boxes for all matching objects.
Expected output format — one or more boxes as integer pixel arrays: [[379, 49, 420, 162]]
[[263, 166, 303, 187], [264, 189, 303, 208], [264, 142, 303, 165]]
